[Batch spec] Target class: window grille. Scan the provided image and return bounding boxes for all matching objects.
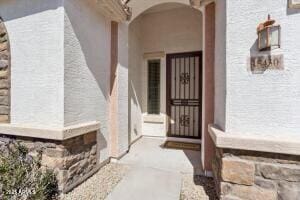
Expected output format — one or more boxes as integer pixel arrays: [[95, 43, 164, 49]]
[[147, 60, 160, 114]]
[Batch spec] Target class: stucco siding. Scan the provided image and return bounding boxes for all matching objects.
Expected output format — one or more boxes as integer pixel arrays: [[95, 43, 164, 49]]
[[0, 0, 64, 128], [226, 0, 300, 135], [117, 22, 129, 154], [64, 0, 111, 161], [129, 18, 143, 142]]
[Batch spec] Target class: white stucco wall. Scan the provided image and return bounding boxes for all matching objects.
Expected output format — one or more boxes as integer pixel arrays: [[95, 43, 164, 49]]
[[129, 18, 143, 142], [225, 0, 300, 135], [0, 0, 65, 128], [141, 6, 203, 54], [128, 4, 202, 139], [0, 0, 126, 160], [117, 22, 130, 154], [64, 0, 111, 161]]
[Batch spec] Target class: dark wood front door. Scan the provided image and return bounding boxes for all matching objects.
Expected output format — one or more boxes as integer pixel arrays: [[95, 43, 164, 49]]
[[166, 52, 202, 139]]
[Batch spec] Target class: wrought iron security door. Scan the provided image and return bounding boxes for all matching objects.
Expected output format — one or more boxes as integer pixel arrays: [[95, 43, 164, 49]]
[[166, 52, 202, 139]]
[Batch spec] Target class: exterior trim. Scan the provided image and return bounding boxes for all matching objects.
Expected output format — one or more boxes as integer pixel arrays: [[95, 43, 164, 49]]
[[0, 121, 100, 140], [209, 124, 300, 156], [143, 51, 165, 59], [202, 2, 215, 171]]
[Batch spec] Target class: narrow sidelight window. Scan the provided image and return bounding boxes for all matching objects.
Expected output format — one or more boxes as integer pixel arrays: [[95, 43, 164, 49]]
[[147, 60, 161, 114]]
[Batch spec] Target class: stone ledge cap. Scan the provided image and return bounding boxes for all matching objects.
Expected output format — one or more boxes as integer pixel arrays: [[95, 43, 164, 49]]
[[0, 121, 100, 141], [209, 124, 300, 156]]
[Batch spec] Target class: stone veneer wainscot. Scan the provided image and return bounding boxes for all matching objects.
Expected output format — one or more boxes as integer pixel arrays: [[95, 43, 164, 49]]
[[0, 132, 99, 193], [0, 18, 10, 123], [209, 125, 300, 200]]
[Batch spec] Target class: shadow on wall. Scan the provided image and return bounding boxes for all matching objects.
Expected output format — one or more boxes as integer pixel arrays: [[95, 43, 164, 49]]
[[63, 0, 112, 160], [0, 0, 61, 21], [128, 81, 142, 143], [97, 130, 108, 162], [183, 150, 203, 173], [249, 40, 272, 74], [0, 0, 110, 152], [128, 17, 144, 143], [182, 150, 218, 199], [249, 38, 284, 75], [0, 0, 110, 102], [64, 0, 110, 101]]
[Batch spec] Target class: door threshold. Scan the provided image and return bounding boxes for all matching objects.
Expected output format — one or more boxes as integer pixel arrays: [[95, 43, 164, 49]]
[[165, 137, 201, 144]]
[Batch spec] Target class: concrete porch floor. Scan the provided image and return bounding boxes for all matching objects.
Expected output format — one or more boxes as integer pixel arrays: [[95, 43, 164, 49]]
[[106, 137, 206, 200], [118, 137, 203, 174]]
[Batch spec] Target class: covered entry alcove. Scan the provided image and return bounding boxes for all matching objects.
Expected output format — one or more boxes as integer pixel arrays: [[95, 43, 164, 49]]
[[109, 0, 217, 174], [128, 2, 203, 143]]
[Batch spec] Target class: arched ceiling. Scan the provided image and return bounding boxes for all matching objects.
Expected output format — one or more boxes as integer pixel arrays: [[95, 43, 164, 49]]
[[143, 3, 186, 15], [128, 0, 193, 21]]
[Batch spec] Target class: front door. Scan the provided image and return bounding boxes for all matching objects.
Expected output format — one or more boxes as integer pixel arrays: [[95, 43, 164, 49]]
[[166, 52, 202, 139]]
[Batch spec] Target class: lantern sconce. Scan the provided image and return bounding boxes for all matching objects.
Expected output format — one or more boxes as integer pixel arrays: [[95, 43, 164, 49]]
[[190, 0, 201, 8], [257, 15, 281, 51]]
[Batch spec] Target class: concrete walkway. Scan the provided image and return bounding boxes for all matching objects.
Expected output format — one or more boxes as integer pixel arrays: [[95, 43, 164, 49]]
[[106, 166, 182, 200], [106, 137, 203, 200]]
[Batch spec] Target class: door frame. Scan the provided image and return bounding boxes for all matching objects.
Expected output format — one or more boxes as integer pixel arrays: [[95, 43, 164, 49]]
[[166, 51, 203, 139]]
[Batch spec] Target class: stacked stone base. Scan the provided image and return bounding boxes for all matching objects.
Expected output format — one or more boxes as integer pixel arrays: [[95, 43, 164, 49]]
[[0, 18, 11, 123], [0, 132, 98, 193], [212, 147, 300, 200]]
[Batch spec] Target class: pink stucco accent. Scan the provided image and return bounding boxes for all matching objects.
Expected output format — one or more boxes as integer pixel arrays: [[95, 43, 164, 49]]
[[203, 2, 215, 171], [109, 21, 119, 157]]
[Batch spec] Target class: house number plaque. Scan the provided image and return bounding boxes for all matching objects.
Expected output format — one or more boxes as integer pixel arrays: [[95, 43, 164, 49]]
[[250, 54, 284, 72], [289, 0, 300, 8]]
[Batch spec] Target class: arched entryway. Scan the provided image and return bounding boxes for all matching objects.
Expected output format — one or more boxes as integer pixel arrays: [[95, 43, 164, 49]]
[[128, 2, 203, 143], [109, 0, 216, 175], [127, 1, 216, 174]]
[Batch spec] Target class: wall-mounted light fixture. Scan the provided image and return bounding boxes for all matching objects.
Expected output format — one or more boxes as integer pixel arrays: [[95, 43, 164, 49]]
[[190, 0, 201, 8], [257, 15, 281, 51], [97, 0, 131, 22], [289, 0, 300, 9]]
